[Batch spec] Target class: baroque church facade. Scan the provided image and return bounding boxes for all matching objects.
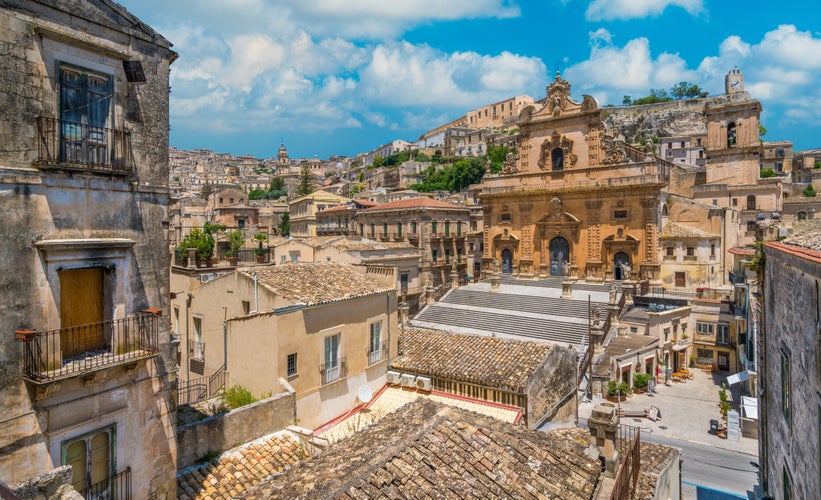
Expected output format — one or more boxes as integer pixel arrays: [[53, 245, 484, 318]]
[[481, 73, 668, 283]]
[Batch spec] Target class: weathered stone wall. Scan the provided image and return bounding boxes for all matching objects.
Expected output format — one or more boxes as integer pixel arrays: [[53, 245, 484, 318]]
[[9, 465, 82, 499], [602, 93, 752, 144], [761, 244, 821, 500], [176, 390, 297, 469], [0, 1, 176, 496], [526, 345, 578, 428]]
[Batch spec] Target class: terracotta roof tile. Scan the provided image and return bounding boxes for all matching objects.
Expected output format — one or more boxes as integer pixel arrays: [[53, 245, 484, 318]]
[[765, 240, 821, 264], [391, 327, 551, 393], [238, 400, 601, 499], [241, 262, 393, 306], [363, 197, 467, 212], [635, 441, 680, 499], [177, 431, 309, 500]]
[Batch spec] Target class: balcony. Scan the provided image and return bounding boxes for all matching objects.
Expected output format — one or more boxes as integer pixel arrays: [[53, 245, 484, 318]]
[[379, 233, 391, 241], [78, 467, 132, 500], [188, 339, 205, 361], [36, 117, 132, 175], [320, 357, 347, 385], [17, 310, 161, 384], [368, 342, 389, 366], [392, 232, 404, 241], [408, 232, 419, 241], [683, 255, 698, 262], [429, 232, 441, 241]]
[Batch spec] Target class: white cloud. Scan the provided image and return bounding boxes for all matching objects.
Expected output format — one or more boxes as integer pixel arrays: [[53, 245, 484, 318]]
[[586, 0, 704, 21], [565, 30, 697, 94]]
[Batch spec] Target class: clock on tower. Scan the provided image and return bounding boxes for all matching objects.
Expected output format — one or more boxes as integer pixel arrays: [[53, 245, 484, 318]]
[[725, 69, 744, 94]]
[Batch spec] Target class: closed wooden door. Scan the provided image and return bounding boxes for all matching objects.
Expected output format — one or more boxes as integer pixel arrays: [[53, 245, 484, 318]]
[[59, 268, 104, 357]]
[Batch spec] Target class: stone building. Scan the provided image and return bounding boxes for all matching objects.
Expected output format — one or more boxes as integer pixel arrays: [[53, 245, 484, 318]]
[[170, 262, 397, 429], [288, 190, 349, 238], [758, 231, 821, 500], [390, 327, 579, 428], [356, 197, 470, 290], [0, 1, 176, 496], [480, 72, 667, 281]]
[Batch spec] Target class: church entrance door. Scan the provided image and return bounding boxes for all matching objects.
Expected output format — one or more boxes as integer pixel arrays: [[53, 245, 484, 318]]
[[501, 249, 513, 273], [549, 237, 569, 276], [614, 252, 630, 280]]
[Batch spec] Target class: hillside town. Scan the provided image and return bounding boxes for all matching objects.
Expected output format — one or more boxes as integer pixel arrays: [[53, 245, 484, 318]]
[[1, 1, 820, 500]]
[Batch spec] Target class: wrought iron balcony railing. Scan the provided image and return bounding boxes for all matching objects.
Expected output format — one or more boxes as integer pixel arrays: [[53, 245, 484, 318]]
[[36, 116, 132, 174], [188, 339, 205, 360], [319, 357, 347, 385], [368, 341, 389, 366], [77, 467, 131, 500], [17, 310, 161, 384]]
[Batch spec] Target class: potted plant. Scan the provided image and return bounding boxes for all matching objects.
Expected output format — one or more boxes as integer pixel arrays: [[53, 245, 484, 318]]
[[633, 373, 650, 394], [689, 354, 696, 367], [227, 229, 244, 265], [175, 228, 214, 267], [253, 233, 268, 263], [606, 381, 630, 402]]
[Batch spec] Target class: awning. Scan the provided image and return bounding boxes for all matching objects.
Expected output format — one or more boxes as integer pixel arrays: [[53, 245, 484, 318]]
[[741, 396, 758, 420], [727, 371, 751, 385], [672, 344, 688, 351]]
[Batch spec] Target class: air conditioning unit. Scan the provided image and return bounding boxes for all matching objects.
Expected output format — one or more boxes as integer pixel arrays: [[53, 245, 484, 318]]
[[400, 373, 416, 388], [386, 371, 401, 385], [200, 273, 215, 283], [415, 376, 432, 392]]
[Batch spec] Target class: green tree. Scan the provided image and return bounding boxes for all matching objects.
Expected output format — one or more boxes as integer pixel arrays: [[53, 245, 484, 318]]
[[270, 177, 285, 191], [200, 182, 214, 200], [632, 88, 673, 105], [759, 125, 768, 137], [412, 157, 487, 193], [622, 95, 632, 105], [175, 228, 214, 262], [803, 183, 816, 197], [372, 156, 385, 168], [295, 164, 315, 197], [278, 212, 290, 236], [487, 145, 509, 174], [670, 81, 707, 99]]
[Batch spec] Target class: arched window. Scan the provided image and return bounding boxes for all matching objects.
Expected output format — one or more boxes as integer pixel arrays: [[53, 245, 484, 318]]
[[746, 195, 756, 210], [551, 148, 564, 171], [797, 211, 807, 221], [727, 123, 737, 147]]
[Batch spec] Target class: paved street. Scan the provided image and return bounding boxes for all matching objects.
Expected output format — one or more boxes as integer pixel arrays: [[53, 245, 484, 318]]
[[576, 367, 760, 498]]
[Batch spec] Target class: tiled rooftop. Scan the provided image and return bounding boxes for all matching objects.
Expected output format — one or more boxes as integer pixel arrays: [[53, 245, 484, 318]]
[[238, 399, 601, 499], [392, 327, 550, 393], [242, 262, 393, 306], [780, 227, 821, 251], [659, 221, 718, 239], [635, 441, 681, 499], [177, 431, 311, 500], [317, 385, 521, 444], [363, 196, 467, 212], [332, 238, 416, 251], [602, 333, 658, 360]]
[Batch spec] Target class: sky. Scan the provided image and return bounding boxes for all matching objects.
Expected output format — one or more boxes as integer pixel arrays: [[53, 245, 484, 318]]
[[116, 0, 821, 160]]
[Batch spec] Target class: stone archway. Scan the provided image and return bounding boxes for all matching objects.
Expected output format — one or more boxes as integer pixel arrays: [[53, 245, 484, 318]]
[[549, 236, 569, 276]]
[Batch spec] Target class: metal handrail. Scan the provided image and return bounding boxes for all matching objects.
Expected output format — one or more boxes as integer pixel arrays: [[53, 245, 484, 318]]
[[36, 116, 132, 174]]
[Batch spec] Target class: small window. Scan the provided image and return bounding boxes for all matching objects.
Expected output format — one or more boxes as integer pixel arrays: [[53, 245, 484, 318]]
[[432, 249, 438, 263], [500, 213, 511, 222], [63, 427, 114, 493], [397, 222, 402, 237], [614, 210, 628, 219], [411, 221, 417, 233], [717, 324, 730, 344], [383, 222, 388, 236], [287, 353, 298, 377], [229, 198, 234, 204], [697, 322, 714, 335], [686, 247, 695, 256], [242, 300, 250, 315], [666, 247, 675, 256], [630, 327, 638, 334], [369, 322, 382, 365], [732, 198, 738, 207], [710, 244, 716, 256], [432, 221, 438, 234], [445, 221, 451, 236], [747, 221, 757, 231]]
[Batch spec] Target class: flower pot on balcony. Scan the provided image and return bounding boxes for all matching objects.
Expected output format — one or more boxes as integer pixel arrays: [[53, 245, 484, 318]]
[[256, 254, 265, 263], [15, 329, 36, 341], [228, 257, 238, 266]]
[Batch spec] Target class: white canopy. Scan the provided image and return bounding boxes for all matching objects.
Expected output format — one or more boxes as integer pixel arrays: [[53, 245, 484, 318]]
[[726, 371, 751, 385], [741, 396, 758, 420]]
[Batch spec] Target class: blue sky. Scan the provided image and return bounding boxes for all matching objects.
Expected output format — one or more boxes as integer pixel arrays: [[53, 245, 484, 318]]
[[117, 0, 821, 159]]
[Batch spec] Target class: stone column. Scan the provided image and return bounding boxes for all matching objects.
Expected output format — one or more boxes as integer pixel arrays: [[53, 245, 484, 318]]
[[561, 279, 573, 299], [491, 273, 501, 292], [588, 403, 620, 477]]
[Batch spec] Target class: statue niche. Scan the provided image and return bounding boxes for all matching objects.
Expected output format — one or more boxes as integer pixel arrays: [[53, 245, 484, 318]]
[[538, 130, 577, 171]]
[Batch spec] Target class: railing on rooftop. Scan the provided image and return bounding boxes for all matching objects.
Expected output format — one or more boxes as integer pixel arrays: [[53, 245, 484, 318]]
[[611, 425, 641, 500], [36, 117, 132, 175], [177, 365, 226, 406], [17, 311, 161, 384], [77, 467, 131, 500], [646, 287, 732, 301], [368, 341, 389, 366]]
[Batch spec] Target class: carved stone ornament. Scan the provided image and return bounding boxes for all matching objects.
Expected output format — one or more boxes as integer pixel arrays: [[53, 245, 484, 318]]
[[538, 130, 576, 170], [546, 71, 571, 116], [502, 150, 519, 174], [551, 196, 563, 220], [36, 384, 62, 401], [601, 135, 627, 164]]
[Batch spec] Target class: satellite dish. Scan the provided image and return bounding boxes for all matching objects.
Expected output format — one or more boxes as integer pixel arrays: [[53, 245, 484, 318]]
[[357, 385, 373, 404]]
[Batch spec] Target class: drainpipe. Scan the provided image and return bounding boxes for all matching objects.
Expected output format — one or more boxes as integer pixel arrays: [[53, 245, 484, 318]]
[[253, 271, 259, 314], [222, 306, 228, 372], [185, 292, 192, 386], [386, 292, 391, 360]]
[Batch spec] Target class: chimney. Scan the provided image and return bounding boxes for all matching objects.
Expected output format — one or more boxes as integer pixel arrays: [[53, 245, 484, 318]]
[[588, 403, 620, 477]]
